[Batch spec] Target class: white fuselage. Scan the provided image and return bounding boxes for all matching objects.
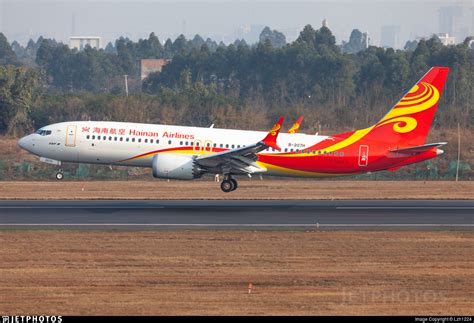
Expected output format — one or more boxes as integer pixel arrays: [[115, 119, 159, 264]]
[[19, 121, 328, 175]]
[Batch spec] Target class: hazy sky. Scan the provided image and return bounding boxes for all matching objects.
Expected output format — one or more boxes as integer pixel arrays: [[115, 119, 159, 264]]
[[1, 0, 473, 48]]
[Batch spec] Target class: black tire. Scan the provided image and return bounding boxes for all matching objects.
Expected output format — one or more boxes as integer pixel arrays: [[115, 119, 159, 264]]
[[221, 180, 233, 193], [56, 172, 64, 180], [230, 179, 238, 191]]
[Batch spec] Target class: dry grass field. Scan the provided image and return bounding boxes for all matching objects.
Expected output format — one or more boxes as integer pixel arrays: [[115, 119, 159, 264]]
[[0, 180, 472, 200], [0, 231, 473, 315]]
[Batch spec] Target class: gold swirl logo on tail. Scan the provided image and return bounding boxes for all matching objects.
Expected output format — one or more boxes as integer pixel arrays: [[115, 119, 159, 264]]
[[376, 82, 439, 134], [377, 116, 417, 133]]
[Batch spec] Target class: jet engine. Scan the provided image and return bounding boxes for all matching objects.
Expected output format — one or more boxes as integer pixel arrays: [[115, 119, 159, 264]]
[[152, 154, 202, 180]]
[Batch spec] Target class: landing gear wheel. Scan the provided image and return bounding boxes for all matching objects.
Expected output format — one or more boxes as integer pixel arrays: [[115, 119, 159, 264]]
[[56, 170, 64, 180], [221, 180, 234, 193], [230, 179, 238, 191]]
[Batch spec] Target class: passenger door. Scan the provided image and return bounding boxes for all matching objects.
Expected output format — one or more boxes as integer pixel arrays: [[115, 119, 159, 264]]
[[65, 125, 77, 147]]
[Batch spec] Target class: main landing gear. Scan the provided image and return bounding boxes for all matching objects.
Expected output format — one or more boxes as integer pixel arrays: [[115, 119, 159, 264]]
[[55, 169, 64, 180], [220, 175, 238, 193]]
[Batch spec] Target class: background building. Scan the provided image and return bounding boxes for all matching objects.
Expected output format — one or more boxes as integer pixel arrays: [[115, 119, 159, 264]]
[[69, 36, 101, 50], [439, 5, 462, 36], [438, 33, 456, 46], [380, 25, 400, 49], [471, 7, 474, 36], [363, 31, 370, 49]]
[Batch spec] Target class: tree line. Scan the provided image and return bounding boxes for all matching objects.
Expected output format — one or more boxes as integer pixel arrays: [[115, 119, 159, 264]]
[[0, 25, 473, 138]]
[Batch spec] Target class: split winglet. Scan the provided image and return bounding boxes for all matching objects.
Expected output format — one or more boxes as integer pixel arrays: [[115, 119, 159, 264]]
[[261, 116, 284, 151], [288, 116, 304, 134]]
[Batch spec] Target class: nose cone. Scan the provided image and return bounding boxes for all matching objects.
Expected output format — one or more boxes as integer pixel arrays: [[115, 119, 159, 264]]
[[18, 135, 34, 153], [18, 136, 28, 150]]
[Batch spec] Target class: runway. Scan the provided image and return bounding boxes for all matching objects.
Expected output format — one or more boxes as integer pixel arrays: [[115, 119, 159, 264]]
[[0, 200, 472, 230]]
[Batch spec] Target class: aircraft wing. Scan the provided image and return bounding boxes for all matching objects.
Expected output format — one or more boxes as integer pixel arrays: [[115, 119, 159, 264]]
[[196, 117, 284, 174]]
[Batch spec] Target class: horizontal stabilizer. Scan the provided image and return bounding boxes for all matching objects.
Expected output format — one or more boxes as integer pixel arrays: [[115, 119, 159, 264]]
[[390, 142, 447, 154]]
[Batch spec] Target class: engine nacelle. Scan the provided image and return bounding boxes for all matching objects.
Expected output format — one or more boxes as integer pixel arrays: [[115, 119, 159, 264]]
[[152, 153, 202, 180]]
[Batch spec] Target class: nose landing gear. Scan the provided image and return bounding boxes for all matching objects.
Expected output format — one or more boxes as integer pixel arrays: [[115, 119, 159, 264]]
[[220, 175, 238, 193], [55, 169, 64, 180]]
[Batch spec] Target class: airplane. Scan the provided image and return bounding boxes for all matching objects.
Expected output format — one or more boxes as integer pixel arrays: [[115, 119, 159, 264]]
[[18, 66, 449, 192], [288, 116, 304, 134]]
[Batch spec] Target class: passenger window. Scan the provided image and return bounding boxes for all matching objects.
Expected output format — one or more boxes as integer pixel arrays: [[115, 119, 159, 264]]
[[220, 144, 223, 148], [225, 144, 229, 148], [334, 151, 338, 156], [168, 140, 172, 145], [284, 148, 288, 152], [109, 136, 112, 141], [132, 138, 135, 142], [156, 140, 160, 144], [150, 139, 153, 143], [213, 143, 216, 148], [340, 152, 344, 157], [120, 137, 123, 142], [92, 135, 95, 140], [126, 138, 129, 142], [114, 137, 117, 141], [86, 135, 90, 139], [231, 144, 235, 149], [180, 141, 183, 145], [145, 139, 148, 143]]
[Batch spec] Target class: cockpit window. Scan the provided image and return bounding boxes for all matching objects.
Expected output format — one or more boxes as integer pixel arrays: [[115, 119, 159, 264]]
[[35, 129, 52, 136]]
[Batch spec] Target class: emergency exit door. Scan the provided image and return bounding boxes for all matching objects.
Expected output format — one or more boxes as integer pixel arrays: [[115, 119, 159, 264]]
[[358, 145, 369, 167]]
